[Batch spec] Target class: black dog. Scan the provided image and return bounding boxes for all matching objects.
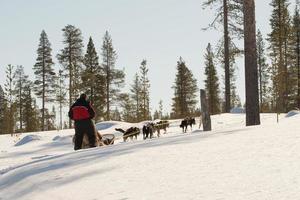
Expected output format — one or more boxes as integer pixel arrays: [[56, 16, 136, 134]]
[[115, 127, 140, 142], [180, 117, 196, 133], [142, 123, 156, 139]]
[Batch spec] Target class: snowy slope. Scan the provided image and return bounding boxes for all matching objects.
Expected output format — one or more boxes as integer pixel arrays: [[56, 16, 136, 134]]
[[1, 113, 300, 200]]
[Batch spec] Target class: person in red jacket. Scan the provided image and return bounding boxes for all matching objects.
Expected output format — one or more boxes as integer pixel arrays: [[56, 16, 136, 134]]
[[68, 93, 96, 150]]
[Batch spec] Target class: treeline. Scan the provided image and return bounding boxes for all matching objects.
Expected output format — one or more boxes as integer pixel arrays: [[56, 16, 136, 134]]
[[0, 25, 200, 135], [202, 0, 300, 115]]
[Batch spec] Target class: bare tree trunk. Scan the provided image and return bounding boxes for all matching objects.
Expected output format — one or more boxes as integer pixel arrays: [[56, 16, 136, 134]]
[[244, 0, 261, 126], [200, 89, 211, 131], [224, 0, 231, 113]]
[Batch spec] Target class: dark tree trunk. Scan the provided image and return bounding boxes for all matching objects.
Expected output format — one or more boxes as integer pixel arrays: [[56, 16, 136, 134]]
[[297, 26, 300, 109], [244, 0, 261, 126], [42, 43, 45, 131], [258, 49, 263, 112], [106, 57, 110, 121], [223, 0, 231, 113], [278, 1, 284, 113], [69, 51, 72, 128], [200, 89, 211, 131]]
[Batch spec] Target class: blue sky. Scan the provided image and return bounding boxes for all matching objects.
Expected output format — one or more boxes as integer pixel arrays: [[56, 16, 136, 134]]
[[0, 0, 277, 116]]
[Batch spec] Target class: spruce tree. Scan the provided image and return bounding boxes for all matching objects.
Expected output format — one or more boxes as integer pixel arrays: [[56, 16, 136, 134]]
[[82, 37, 105, 121], [130, 73, 141, 122], [257, 30, 270, 112], [57, 25, 84, 127], [82, 37, 100, 102], [33, 30, 56, 131], [204, 43, 221, 115], [101, 31, 125, 120], [171, 57, 198, 118], [139, 60, 150, 120]]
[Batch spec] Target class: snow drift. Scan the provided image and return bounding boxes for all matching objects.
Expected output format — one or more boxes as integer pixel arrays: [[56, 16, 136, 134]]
[[1, 114, 300, 200], [14, 135, 42, 146]]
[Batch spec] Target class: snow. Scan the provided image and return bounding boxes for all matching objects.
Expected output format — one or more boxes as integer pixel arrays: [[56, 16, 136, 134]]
[[1, 113, 300, 199], [14, 135, 42, 146]]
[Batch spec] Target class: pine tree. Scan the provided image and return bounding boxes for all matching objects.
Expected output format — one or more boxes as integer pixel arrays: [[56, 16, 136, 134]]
[[139, 60, 150, 120], [56, 70, 67, 130], [130, 73, 141, 122], [268, 0, 292, 112], [202, 0, 243, 112], [4, 65, 16, 135], [57, 25, 84, 127], [257, 30, 270, 112], [171, 57, 198, 118], [290, 6, 300, 109], [244, 0, 260, 126], [33, 30, 56, 131], [13, 65, 31, 132], [204, 43, 221, 115], [101, 31, 125, 120], [82, 37, 105, 121], [216, 38, 242, 109]]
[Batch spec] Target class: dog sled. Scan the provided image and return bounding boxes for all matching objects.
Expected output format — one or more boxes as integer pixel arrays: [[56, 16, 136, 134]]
[[99, 133, 115, 146], [72, 131, 115, 149]]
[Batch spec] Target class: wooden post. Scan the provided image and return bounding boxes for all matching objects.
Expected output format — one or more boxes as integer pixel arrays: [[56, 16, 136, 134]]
[[200, 89, 211, 131]]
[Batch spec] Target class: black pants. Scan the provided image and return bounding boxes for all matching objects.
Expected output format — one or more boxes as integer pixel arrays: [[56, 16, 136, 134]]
[[74, 119, 96, 150]]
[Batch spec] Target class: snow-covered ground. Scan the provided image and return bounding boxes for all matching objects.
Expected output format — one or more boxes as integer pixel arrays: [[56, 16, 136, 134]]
[[1, 113, 300, 200]]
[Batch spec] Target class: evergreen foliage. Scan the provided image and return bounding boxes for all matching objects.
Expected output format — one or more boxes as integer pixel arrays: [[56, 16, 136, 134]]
[[268, 0, 292, 112], [171, 57, 198, 118], [130, 73, 141, 122], [257, 30, 271, 112], [56, 70, 67, 129], [204, 43, 221, 114], [139, 60, 150, 120], [101, 31, 125, 120], [4, 64, 16, 135], [33, 30, 56, 131], [13, 65, 31, 132], [57, 25, 84, 127], [82, 37, 105, 121]]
